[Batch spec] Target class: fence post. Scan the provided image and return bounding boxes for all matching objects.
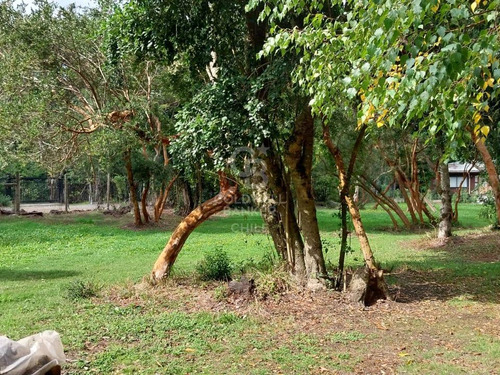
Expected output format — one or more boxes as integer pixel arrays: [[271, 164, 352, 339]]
[[14, 172, 21, 214], [64, 174, 69, 212]]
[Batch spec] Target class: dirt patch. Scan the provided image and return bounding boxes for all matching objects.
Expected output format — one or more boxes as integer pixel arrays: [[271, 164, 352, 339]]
[[404, 231, 500, 262], [98, 276, 499, 374], [119, 209, 183, 231]]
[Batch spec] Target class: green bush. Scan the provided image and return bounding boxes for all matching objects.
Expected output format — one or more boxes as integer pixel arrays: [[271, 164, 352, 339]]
[[478, 193, 498, 226], [313, 175, 338, 203], [66, 279, 101, 300], [232, 251, 279, 274], [0, 194, 11, 207], [196, 249, 232, 281]]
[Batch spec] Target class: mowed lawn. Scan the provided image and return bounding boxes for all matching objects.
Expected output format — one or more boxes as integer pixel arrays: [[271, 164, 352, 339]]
[[0, 204, 499, 374]]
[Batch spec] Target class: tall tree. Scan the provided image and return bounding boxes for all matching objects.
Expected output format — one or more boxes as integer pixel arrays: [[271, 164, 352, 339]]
[[253, 0, 499, 224], [109, 0, 331, 288]]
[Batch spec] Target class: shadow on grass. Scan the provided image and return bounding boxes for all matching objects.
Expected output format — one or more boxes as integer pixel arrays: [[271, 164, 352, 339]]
[[0, 268, 81, 281], [387, 233, 500, 304]]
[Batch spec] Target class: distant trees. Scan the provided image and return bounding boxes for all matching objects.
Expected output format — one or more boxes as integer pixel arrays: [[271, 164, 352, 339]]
[[0, 1, 192, 223]]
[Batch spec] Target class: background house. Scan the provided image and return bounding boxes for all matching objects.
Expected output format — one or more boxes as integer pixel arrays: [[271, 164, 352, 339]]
[[448, 162, 483, 194]]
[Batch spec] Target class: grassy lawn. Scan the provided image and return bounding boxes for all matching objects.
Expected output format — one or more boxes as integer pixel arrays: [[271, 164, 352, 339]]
[[0, 203, 499, 374]]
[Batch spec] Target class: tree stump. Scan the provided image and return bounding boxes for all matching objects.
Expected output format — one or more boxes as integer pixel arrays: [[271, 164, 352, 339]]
[[347, 267, 390, 306]]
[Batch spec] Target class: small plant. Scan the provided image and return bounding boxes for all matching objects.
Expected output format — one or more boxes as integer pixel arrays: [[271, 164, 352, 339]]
[[213, 285, 228, 302], [232, 251, 279, 275], [196, 249, 232, 281], [330, 331, 366, 344], [66, 279, 101, 300], [478, 192, 498, 227], [254, 264, 292, 299], [0, 194, 12, 207]]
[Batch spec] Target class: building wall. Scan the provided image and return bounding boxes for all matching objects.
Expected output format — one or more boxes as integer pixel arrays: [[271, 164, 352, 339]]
[[449, 173, 479, 193]]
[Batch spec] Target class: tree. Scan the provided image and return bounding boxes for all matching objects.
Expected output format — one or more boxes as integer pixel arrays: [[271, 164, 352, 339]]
[[1, 1, 189, 223], [252, 0, 499, 224], [108, 0, 333, 288]]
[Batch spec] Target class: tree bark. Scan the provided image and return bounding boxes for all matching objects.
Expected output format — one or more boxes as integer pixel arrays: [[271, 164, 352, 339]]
[[259, 139, 307, 279], [180, 179, 194, 216], [373, 181, 393, 210], [438, 162, 452, 239], [141, 179, 151, 224], [285, 107, 326, 286], [64, 174, 69, 213], [337, 195, 349, 288], [322, 124, 378, 271], [124, 149, 143, 226], [106, 172, 111, 210], [151, 173, 239, 282], [251, 170, 288, 261], [154, 174, 178, 222], [472, 132, 500, 226], [14, 172, 21, 215], [453, 162, 475, 222], [357, 180, 400, 229], [323, 123, 390, 302]]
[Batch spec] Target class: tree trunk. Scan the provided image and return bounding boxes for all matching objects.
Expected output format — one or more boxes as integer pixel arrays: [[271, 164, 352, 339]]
[[358, 182, 400, 229], [373, 181, 393, 210], [395, 172, 419, 225], [64, 174, 69, 213], [472, 132, 500, 226], [196, 164, 203, 206], [251, 162, 288, 260], [438, 162, 452, 239], [285, 107, 326, 287], [322, 124, 378, 269], [260, 140, 307, 279], [358, 175, 411, 229], [323, 123, 391, 305], [453, 162, 475, 222], [88, 181, 93, 205], [154, 174, 178, 222], [106, 172, 111, 210], [337, 194, 349, 289], [151, 173, 239, 282], [180, 179, 194, 216], [14, 172, 21, 214], [141, 179, 150, 224], [94, 172, 100, 205], [124, 149, 143, 226]]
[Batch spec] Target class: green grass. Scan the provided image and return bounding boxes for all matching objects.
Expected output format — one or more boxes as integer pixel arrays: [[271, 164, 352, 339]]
[[0, 203, 498, 374]]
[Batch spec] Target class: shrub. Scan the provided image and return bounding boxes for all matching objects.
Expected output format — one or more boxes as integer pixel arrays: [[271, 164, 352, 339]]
[[213, 285, 228, 301], [232, 251, 279, 275], [254, 265, 292, 299], [0, 194, 12, 207], [478, 192, 498, 226], [196, 249, 232, 281], [66, 279, 100, 300]]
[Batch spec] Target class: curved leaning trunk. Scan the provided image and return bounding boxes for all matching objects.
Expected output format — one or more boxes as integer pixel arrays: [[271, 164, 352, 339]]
[[151, 175, 239, 283]]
